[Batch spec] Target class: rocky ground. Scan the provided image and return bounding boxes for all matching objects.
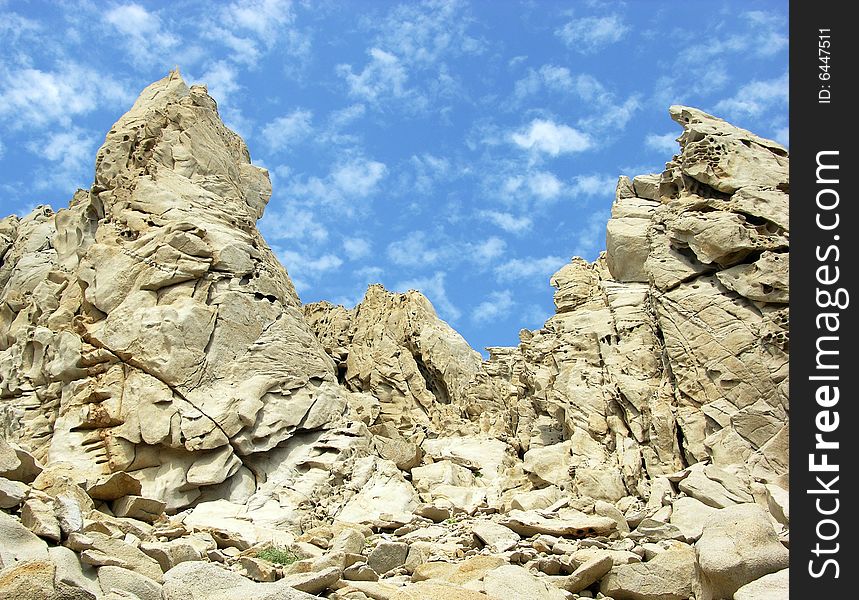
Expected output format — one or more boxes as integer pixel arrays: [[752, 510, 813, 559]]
[[0, 72, 789, 599]]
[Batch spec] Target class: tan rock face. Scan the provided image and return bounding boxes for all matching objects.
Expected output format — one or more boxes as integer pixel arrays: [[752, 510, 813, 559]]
[[0, 71, 349, 513], [1, 76, 789, 600]]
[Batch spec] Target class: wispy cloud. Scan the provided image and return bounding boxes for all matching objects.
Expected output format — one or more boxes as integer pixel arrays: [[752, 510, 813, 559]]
[[221, 0, 295, 42], [24, 126, 97, 191], [645, 132, 679, 155], [409, 153, 452, 195], [0, 63, 131, 129], [386, 231, 444, 267], [369, 0, 484, 66], [394, 270, 461, 322], [262, 109, 314, 152], [103, 3, 181, 68], [343, 237, 372, 260], [479, 211, 533, 235], [337, 47, 411, 103], [713, 72, 788, 119], [287, 156, 387, 207], [471, 290, 514, 323], [260, 203, 328, 243], [569, 174, 617, 200], [468, 237, 507, 263], [276, 247, 343, 292], [495, 255, 567, 282], [511, 119, 591, 156], [556, 14, 629, 53]]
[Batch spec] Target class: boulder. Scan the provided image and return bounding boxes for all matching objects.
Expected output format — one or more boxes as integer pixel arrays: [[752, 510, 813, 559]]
[[85, 473, 142, 501], [0, 478, 27, 509], [98, 565, 162, 600], [0, 560, 56, 600], [368, 541, 409, 575], [20, 497, 61, 542], [600, 541, 697, 600], [668, 496, 718, 541], [471, 521, 520, 552], [48, 546, 101, 598], [733, 568, 789, 600], [562, 555, 613, 593], [500, 509, 617, 538], [696, 504, 789, 600], [0, 511, 50, 569], [79, 533, 164, 582], [483, 565, 566, 600], [111, 495, 166, 523], [281, 566, 341, 594], [160, 560, 318, 600], [394, 583, 492, 599]]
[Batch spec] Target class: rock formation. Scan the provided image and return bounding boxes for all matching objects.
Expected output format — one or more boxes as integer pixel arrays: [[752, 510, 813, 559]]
[[1, 72, 789, 599]]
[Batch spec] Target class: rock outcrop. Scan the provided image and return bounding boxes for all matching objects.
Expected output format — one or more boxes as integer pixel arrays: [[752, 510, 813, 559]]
[[1, 73, 789, 599]]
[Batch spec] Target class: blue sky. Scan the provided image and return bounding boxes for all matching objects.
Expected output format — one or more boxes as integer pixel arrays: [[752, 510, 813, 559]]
[[0, 0, 788, 353]]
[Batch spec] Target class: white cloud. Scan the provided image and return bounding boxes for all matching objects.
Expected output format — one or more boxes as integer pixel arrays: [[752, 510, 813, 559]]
[[512, 64, 574, 102], [329, 104, 367, 129], [386, 231, 444, 266], [331, 159, 388, 197], [103, 3, 180, 66], [472, 290, 514, 324], [468, 237, 506, 263], [277, 248, 343, 286], [410, 153, 451, 195], [569, 174, 617, 199], [207, 0, 306, 66], [0, 64, 131, 129], [713, 72, 788, 118], [25, 126, 97, 191], [511, 119, 591, 156], [479, 211, 532, 234], [262, 109, 313, 151], [370, 0, 484, 67], [521, 303, 552, 327], [495, 256, 567, 282], [288, 157, 387, 206], [343, 237, 372, 260], [338, 48, 410, 102], [198, 61, 241, 106], [528, 171, 564, 200], [260, 205, 328, 243], [221, 0, 295, 41], [394, 271, 461, 322], [645, 132, 679, 155], [556, 14, 629, 53]]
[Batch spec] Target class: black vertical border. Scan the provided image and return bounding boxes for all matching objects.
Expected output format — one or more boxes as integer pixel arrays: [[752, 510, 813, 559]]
[[791, 1, 857, 595]]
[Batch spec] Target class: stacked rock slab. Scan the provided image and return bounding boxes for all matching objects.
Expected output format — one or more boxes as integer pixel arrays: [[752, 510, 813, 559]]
[[2, 74, 789, 599]]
